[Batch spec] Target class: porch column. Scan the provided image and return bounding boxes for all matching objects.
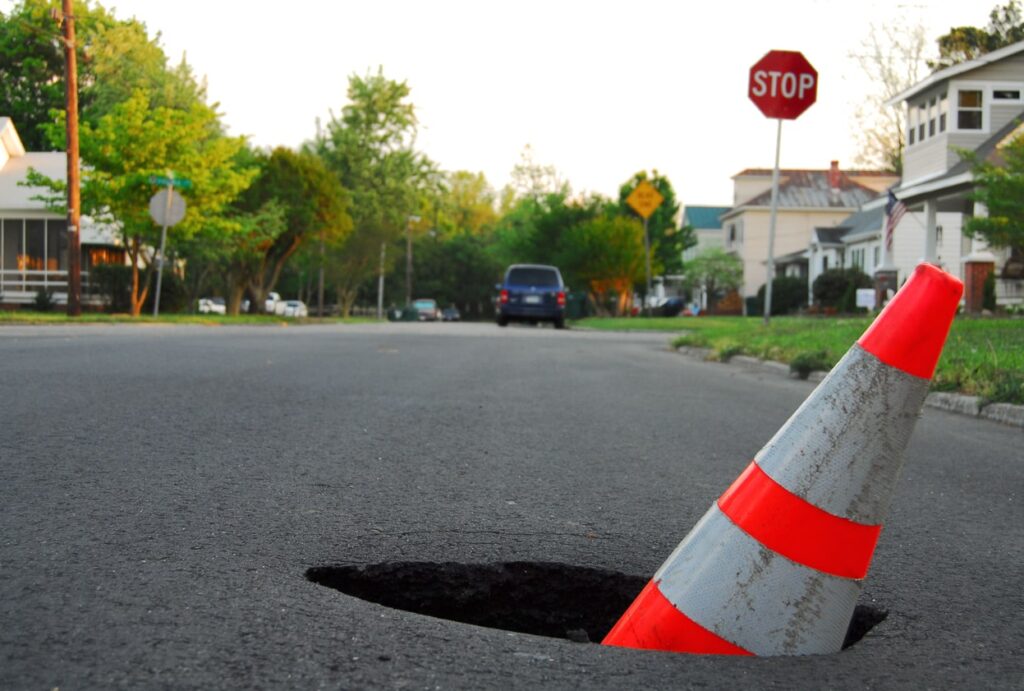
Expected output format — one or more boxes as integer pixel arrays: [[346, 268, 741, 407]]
[[923, 199, 938, 264]]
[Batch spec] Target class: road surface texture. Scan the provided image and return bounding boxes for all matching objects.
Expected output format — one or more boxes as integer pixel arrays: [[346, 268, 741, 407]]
[[2, 322, 1022, 688]]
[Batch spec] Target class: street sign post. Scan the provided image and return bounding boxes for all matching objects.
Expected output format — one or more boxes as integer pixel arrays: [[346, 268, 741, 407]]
[[626, 181, 664, 317], [148, 176, 189, 317], [748, 50, 817, 325]]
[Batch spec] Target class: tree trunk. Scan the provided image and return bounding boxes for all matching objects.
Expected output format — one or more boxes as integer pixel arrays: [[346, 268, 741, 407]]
[[226, 283, 246, 315], [338, 287, 358, 318]]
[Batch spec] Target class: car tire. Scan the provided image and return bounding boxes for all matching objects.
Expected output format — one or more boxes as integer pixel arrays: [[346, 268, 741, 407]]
[[554, 318, 566, 329], [496, 315, 509, 327]]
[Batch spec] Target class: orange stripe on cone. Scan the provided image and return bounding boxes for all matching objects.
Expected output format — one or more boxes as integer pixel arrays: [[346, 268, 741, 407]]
[[602, 580, 753, 655], [858, 263, 963, 379], [717, 462, 882, 579]]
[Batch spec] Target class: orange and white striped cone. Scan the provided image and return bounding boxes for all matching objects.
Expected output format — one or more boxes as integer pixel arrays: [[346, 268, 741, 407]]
[[603, 263, 963, 656]]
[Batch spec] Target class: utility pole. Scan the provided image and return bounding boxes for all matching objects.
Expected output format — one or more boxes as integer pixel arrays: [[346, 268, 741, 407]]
[[61, 0, 81, 316], [405, 215, 420, 306], [317, 229, 325, 317]]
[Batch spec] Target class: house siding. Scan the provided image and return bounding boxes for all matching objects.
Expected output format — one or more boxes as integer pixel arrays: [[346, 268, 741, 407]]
[[738, 209, 851, 297]]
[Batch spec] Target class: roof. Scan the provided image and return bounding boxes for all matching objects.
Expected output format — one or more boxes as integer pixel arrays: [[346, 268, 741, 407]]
[[813, 227, 849, 245], [682, 205, 730, 229], [887, 39, 1024, 106], [722, 171, 882, 219], [898, 109, 1024, 203], [0, 150, 65, 213], [732, 168, 895, 179], [835, 198, 886, 242]]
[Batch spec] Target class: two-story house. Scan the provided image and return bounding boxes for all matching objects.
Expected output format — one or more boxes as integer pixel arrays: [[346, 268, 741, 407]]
[[720, 163, 898, 300], [887, 39, 1024, 310]]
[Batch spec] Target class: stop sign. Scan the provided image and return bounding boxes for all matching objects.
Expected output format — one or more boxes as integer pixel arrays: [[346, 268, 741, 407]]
[[748, 50, 818, 120]]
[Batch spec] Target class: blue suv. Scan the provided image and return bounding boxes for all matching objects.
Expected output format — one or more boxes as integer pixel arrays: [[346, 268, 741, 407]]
[[495, 264, 567, 329]]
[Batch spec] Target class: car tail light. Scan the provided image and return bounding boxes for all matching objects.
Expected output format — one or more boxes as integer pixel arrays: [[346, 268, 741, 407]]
[[557, 291, 566, 306], [500, 289, 509, 304]]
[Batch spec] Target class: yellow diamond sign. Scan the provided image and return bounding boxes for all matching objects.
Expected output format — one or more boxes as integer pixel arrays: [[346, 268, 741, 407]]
[[626, 181, 664, 219]]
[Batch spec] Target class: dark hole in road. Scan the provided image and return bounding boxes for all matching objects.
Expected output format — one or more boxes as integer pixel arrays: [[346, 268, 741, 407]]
[[306, 561, 886, 649]]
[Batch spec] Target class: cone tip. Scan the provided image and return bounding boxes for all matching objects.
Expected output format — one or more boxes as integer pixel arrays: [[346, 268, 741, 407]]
[[858, 263, 962, 380]]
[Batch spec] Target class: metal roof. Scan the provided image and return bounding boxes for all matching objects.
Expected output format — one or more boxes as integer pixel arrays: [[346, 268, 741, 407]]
[[886, 40, 1024, 106], [682, 205, 730, 229], [723, 171, 881, 218]]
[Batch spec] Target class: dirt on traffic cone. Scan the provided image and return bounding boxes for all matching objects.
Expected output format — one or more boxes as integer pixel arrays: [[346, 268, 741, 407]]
[[602, 263, 963, 656]]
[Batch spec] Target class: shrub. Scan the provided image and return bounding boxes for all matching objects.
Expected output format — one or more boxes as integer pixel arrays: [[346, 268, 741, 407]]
[[33, 289, 55, 312], [813, 268, 872, 309], [983, 270, 997, 312], [91, 264, 132, 312], [755, 276, 808, 316]]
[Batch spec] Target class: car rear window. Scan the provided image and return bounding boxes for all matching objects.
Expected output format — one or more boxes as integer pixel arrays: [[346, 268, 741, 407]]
[[414, 300, 435, 308], [507, 268, 560, 287]]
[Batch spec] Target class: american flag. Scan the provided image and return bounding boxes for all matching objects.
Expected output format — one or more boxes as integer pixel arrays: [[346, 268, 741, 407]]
[[884, 190, 906, 252]]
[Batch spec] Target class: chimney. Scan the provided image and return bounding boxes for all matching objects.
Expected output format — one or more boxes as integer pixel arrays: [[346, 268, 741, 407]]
[[829, 160, 841, 203]]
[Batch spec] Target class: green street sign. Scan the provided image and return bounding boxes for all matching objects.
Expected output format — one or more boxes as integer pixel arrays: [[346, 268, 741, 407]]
[[149, 175, 192, 190]]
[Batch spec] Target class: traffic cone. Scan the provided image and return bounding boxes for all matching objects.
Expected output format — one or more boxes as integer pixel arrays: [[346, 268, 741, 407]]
[[603, 263, 963, 656]]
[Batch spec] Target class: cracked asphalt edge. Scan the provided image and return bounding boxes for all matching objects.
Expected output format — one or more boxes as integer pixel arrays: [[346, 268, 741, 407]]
[[673, 345, 1024, 430]]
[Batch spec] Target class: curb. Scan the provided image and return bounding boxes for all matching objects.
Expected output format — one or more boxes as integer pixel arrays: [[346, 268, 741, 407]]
[[674, 346, 1024, 430]]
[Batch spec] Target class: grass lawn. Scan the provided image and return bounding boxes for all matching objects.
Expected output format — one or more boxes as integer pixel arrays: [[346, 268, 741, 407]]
[[0, 311, 381, 326], [574, 315, 1024, 405]]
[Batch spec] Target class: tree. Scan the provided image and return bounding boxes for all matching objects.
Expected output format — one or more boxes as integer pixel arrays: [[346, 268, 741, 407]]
[[617, 170, 688, 278], [930, 1, 1024, 69], [852, 18, 928, 173], [560, 213, 647, 316], [227, 148, 351, 314], [682, 249, 743, 309], [0, 0, 207, 150], [964, 132, 1024, 257], [26, 90, 256, 315], [312, 68, 434, 316]]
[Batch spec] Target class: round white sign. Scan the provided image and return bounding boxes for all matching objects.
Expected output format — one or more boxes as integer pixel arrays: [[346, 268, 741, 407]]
[[149, 189, 187, 227]]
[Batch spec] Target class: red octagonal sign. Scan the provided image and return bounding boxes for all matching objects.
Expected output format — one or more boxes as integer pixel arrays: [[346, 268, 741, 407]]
[[749, 50, 818, 120]]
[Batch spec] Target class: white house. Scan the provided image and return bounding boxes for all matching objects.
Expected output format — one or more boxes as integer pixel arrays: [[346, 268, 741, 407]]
[[0, 117, 122, 307], [886, 39, 1024, 310]]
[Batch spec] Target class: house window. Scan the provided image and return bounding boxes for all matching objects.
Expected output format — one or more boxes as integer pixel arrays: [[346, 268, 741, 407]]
[[957, 90, 983, 130], [822, 255, 829, 271], [994, 89, 1021, 100], [939, 93, 948, 132], [917, 102, 927, 141], [928, 97, 937, 137], [874, 246, 880, 267]]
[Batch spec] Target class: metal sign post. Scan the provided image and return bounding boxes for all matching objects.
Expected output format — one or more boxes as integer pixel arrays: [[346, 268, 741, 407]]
[[747, 50, 817, 325], [148, 175, 189, 317], [626, 181, 664, 317]]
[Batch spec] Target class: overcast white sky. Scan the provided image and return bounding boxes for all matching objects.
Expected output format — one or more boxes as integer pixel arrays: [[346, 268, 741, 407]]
[[8, 0, 996, 206]]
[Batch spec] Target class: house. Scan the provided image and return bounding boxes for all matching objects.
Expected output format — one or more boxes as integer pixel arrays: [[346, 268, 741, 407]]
[[886, 39, 1024, 310], [681, 205, 730, 261], [803, 198, 963, 306], [720, 163, 898, 301], [0, 117, 122, 307]]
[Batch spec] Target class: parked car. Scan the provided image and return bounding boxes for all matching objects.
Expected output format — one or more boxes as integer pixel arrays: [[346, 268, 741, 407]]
[[441, 306, 461, 321], [412, 298, 440, 321], [495, 264, 567, 329], [198, 297, 226, 315], [281, 300, 308, 318]]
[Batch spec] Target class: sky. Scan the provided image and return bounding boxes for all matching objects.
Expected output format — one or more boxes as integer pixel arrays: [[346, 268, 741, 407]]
[[8, 0, 996, 207]]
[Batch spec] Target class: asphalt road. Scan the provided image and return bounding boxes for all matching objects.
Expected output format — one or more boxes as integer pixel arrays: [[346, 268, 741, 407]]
[[2, 322, 1022, 689]]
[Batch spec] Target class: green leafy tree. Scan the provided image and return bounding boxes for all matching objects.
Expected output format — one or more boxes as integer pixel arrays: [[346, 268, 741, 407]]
[[559, 213, 647, 316], [26, 90, 256, 315], [617, 170, 689, 279], [312, 68, 435, 316], [682, 248, 743, 308], [0, 0, 208, 150], [930, 1, 1024, 69], [963, 132, 1024, 257], [228, 148, 352, 314]]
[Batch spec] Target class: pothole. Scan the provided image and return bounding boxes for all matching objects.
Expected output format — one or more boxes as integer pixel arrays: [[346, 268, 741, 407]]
[[306, 561, 886, 648]]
